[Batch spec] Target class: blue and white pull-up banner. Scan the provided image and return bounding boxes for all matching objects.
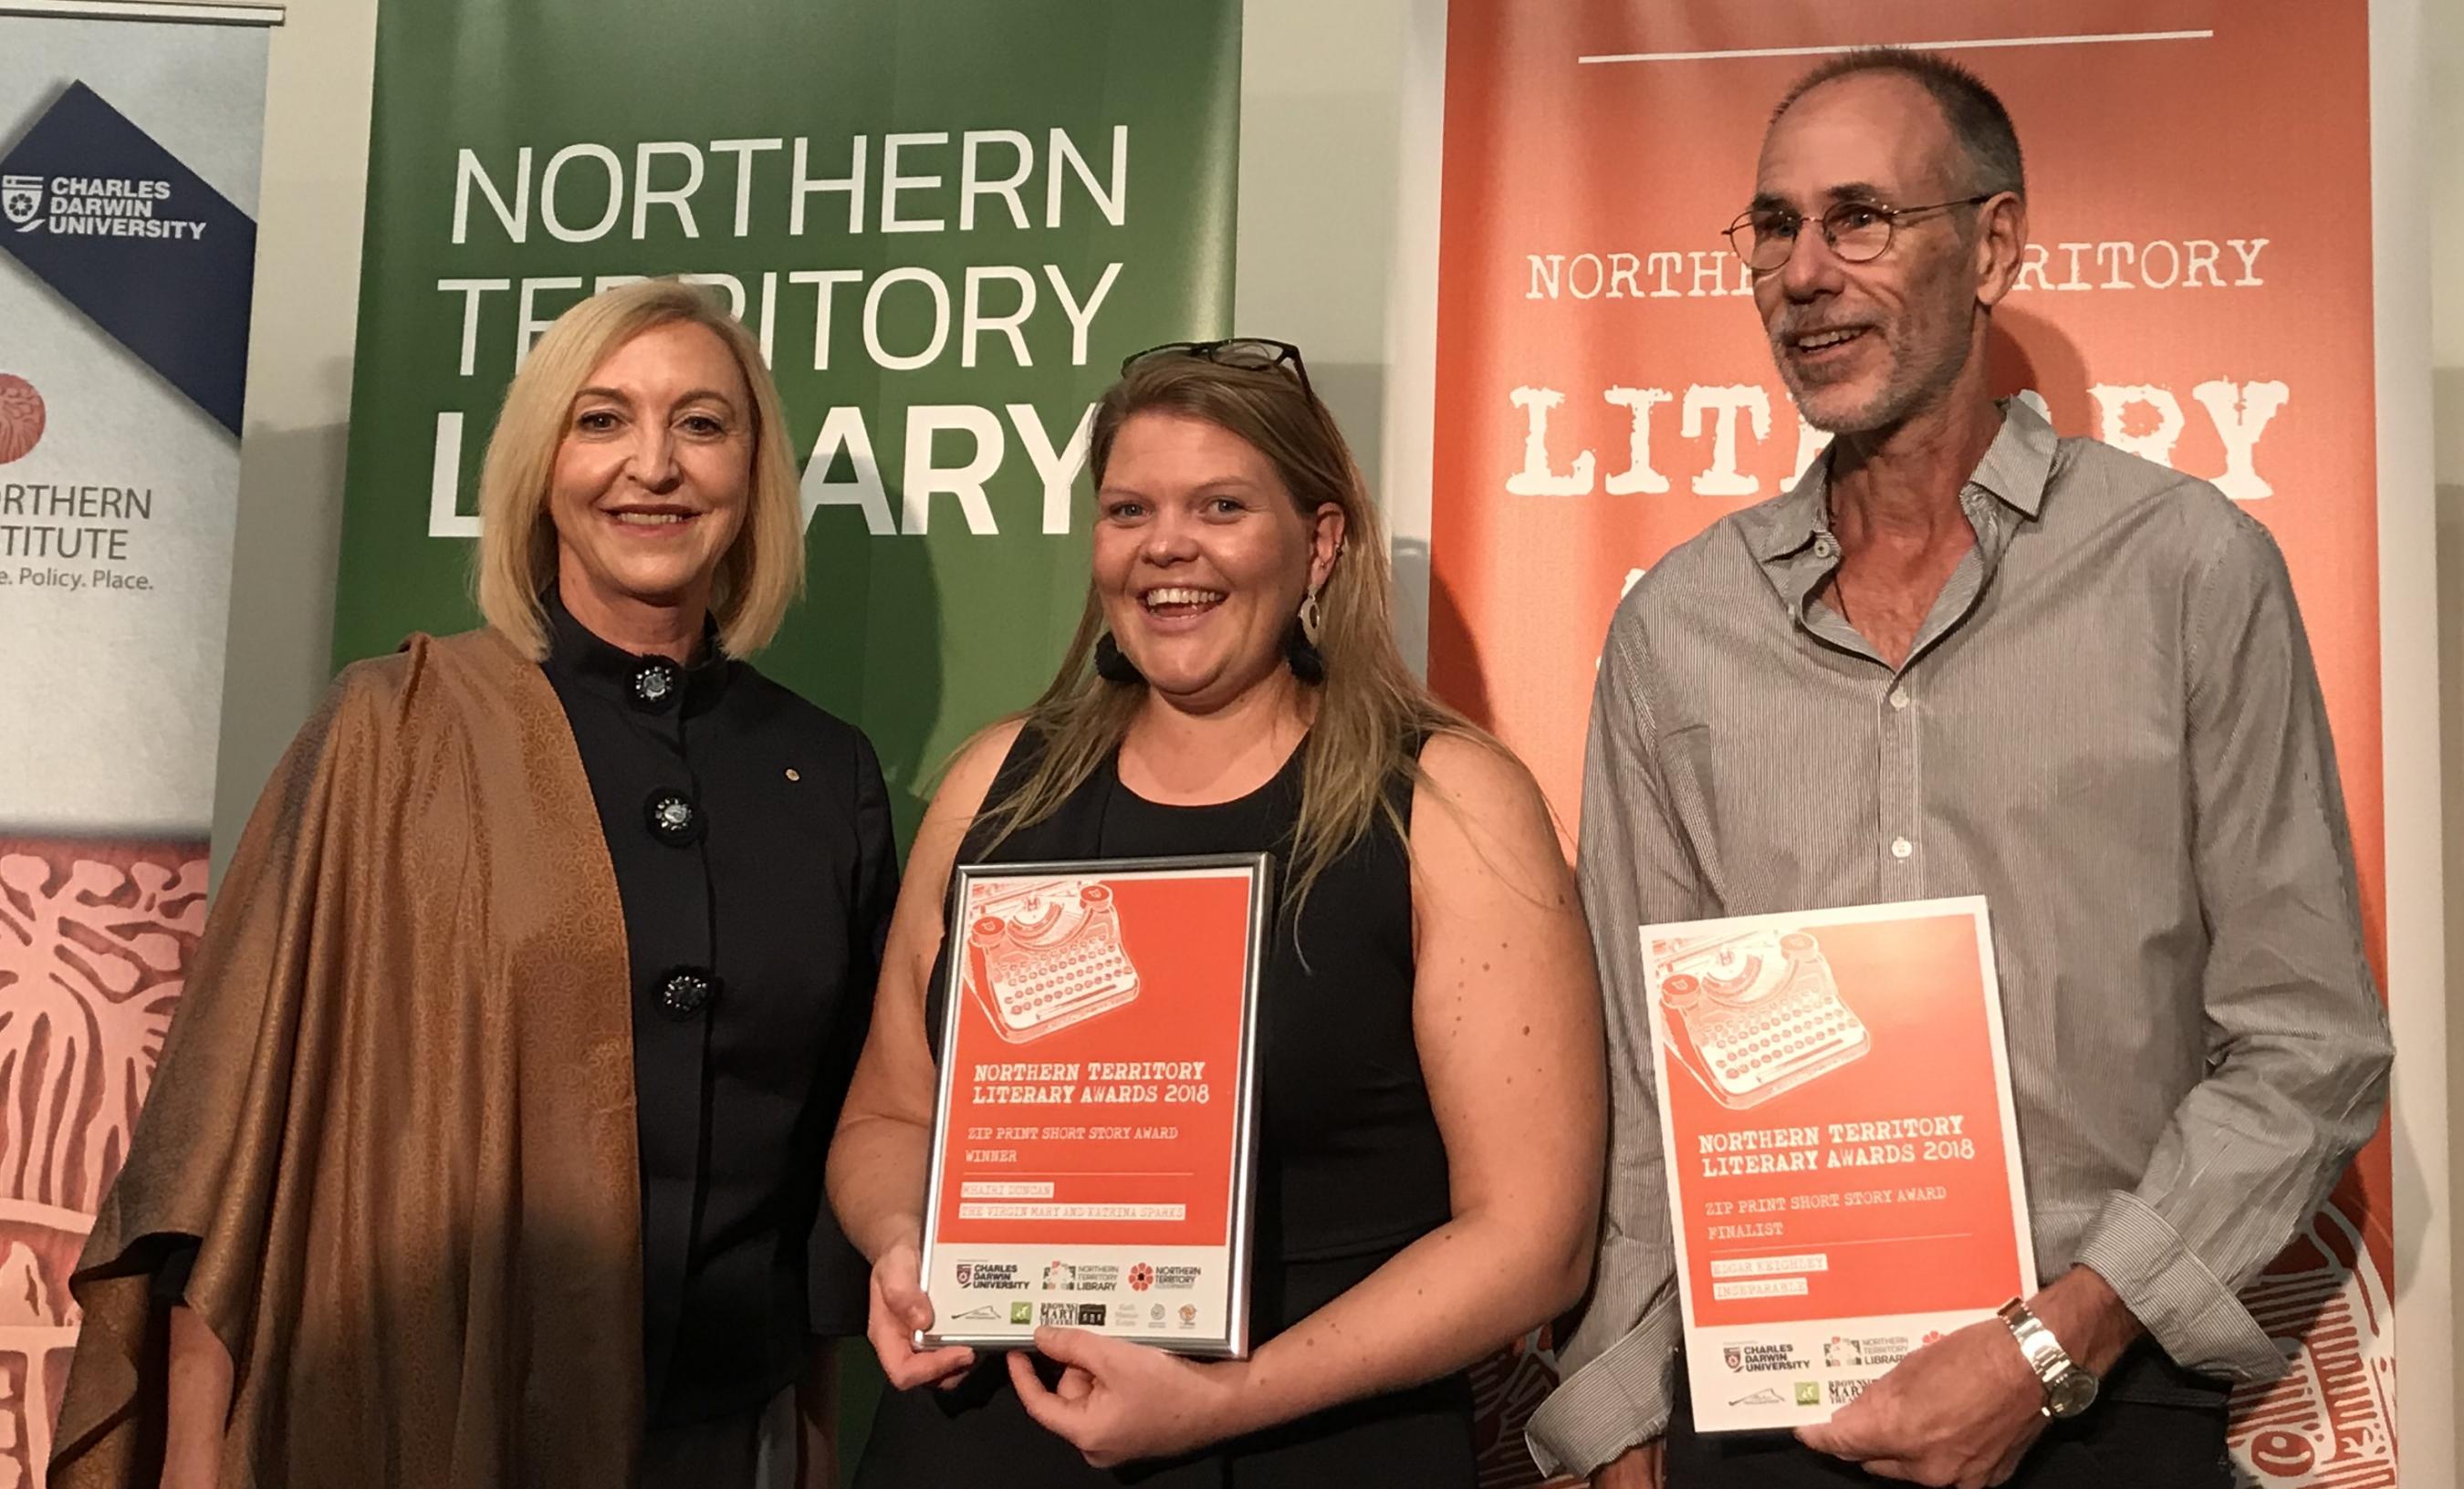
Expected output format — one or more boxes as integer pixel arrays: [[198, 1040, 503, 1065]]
[[0, 11, 267, 838], [0, 6, 271, 1484]]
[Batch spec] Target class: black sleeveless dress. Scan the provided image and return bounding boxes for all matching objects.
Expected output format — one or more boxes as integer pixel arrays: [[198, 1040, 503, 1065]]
[[852, 730, 1474, 1488]]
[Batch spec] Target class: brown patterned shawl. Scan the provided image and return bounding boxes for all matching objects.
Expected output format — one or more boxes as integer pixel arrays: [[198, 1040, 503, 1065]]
[[50, 628, 643, 1487]]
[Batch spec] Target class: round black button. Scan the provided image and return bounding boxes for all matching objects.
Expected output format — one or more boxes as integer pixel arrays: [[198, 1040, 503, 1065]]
[[655, 966, 718, 1020], [631, 659, 682, 711], [643, 788, 703, 846]]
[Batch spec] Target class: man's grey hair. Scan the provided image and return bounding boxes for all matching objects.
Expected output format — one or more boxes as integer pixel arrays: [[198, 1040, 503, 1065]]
[[1772, 48, 2025, 200]]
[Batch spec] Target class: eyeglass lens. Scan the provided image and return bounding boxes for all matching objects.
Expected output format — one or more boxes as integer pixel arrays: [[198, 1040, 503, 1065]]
[[1731, 204, 1895, 271], [1204, 338, 1295, 371]]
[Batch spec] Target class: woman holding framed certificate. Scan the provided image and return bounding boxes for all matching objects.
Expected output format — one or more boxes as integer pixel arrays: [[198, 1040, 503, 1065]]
[[830, 341, 1607, 1485]]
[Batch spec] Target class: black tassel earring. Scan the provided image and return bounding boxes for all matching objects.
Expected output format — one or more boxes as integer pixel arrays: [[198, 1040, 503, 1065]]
[[1093, 631, 1143, 683], [1285, 589, 1326, 683]]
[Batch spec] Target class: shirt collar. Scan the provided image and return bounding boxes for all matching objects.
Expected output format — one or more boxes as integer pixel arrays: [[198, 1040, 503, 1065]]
[[1748, 463, 1832, 565], [1968, 396, 2058, 519], [542, 588, 731, 715], [1746, 396, 2059, 565]]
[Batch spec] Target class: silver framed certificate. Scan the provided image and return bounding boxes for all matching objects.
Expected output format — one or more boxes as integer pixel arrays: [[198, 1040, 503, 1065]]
[[916, 852, 1271, 1358]]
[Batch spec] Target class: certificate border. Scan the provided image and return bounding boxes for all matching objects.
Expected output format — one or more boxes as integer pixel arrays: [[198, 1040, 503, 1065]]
[[1643, 894, 2040, 1430], [916, 851, 1273, 1358]]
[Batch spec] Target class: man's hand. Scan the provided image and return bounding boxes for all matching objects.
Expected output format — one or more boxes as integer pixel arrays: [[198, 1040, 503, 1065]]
[[1591, 1440, 1665, 1487], [1795, 1266, 2138, 1487], [1795, 1315, 2045, 1486]]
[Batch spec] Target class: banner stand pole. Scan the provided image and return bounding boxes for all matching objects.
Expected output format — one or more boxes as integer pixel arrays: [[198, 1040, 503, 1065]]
[[0, 2, 281, 25]]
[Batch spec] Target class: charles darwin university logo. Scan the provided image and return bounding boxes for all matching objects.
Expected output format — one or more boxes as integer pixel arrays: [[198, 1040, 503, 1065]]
[[3, 176, 41, 232], [0, 82, 258, 435]]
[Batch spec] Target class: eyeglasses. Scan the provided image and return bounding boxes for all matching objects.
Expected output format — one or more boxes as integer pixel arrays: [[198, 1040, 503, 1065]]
[[1723, 195, 1994, 274], [1122, 338, 1313, 400]]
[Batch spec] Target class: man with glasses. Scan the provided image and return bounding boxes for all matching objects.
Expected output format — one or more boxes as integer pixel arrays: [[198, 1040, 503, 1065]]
[[1530, 48, 2388, 1489]]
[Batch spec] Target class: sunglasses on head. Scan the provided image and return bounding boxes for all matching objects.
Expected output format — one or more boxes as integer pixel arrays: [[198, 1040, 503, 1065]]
[[1121, 338, 1313, 400]]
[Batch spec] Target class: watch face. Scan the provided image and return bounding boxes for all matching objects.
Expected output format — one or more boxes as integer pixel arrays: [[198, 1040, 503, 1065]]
[[2047, 1369, 2100, 1419]]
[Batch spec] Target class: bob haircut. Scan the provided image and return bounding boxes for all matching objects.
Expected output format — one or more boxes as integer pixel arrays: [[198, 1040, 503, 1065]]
[[473, 276, 804, 660]]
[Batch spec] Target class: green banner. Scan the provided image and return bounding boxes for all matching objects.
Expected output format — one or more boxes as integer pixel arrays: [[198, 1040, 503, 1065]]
[[333, 0, 1241, 838]]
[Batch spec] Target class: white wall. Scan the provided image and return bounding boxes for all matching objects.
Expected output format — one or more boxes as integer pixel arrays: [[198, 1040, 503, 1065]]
[[2428, 0, 2464, 1439], [1232, 0, 1443, 670], [208, 0, 376, 869], [2364, 0, 2453, 1460]]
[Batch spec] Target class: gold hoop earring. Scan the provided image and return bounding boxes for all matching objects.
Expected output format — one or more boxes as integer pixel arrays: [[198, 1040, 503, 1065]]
[[1299, 588, 1323, 645]]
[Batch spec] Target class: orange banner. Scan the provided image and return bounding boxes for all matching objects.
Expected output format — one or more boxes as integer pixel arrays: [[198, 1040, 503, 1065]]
[[1429, 3, 2390, 1482]]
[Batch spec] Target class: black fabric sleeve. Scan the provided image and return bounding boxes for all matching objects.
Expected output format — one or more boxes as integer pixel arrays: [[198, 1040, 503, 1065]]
[[808, 727, 901, 1338], [148, 1236, 202, 1307]]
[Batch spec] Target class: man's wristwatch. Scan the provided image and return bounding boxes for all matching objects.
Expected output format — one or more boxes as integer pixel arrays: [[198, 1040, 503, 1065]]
[[1998, 1297, 2099, 1419]]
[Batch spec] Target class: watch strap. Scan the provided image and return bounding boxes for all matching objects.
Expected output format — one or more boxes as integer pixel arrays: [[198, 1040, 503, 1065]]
[[1997, 1297, 2091, 1417]]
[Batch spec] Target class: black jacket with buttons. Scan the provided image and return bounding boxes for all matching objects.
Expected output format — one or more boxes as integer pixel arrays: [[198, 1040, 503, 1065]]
[[541, 596, 893, 1427]]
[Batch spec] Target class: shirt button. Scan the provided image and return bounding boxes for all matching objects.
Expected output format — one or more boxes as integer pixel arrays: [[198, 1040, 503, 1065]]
[[1890, 837, 1914, 860], [655, 966, 719, 1020], [1813, 535, 1838, 559], [643, 787, 703, 847], [1889, 688, 1910, 711], [631, 659, 682, 711]]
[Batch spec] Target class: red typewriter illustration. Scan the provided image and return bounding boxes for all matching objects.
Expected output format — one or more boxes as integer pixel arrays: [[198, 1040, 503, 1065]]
[[1652, 925, 1870, 1109], [964, 877, 1142, 1043]]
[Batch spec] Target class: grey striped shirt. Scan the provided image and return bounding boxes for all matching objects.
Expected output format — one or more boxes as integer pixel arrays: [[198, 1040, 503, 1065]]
[[1528, 400, 2393, 1477]]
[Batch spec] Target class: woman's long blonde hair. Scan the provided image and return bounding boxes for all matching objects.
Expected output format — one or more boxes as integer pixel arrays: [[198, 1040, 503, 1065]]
[[473, 277, 805, 660], [981, 353, 1485, 907]]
